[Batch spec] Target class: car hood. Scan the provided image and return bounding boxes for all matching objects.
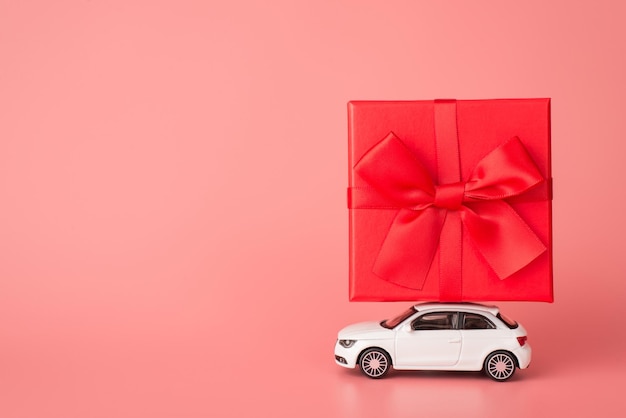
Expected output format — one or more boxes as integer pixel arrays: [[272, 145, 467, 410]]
[[337, 321, 394, 340]]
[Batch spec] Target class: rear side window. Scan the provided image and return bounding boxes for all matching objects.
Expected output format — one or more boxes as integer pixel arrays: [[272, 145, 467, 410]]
[[462, 313, 495, 330], [497, 313, 519, 329]]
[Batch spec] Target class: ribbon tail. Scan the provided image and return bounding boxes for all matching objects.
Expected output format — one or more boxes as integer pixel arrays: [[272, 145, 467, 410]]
[[373, 208, 446, 290], [462, 200, 546, 279]]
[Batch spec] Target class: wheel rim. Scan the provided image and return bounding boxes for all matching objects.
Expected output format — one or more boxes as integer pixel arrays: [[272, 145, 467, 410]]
[[488, 353, 515, 380], [361, 351, 388, 377]]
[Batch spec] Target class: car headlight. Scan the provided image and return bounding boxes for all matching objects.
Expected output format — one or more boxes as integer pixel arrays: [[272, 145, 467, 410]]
[[339, 339, 356, 348]]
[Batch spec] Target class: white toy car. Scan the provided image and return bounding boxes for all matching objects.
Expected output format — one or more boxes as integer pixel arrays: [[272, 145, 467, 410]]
[[334, 303, 530, 381]]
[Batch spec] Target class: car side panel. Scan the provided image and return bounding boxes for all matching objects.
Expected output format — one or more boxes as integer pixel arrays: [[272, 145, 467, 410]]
[[457, 328, 521, 370], [456, 314, 530, 370], [395, 329, 462, 368]]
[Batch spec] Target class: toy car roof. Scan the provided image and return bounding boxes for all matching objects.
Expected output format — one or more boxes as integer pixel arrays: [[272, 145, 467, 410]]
[[413, 302, 500, 316]]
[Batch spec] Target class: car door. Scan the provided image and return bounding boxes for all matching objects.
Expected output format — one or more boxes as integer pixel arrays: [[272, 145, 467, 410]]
[[394, 312, 461, 368]]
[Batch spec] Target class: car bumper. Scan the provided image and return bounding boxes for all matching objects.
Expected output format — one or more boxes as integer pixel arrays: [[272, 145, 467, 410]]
[[513, 344, 532, 369], [334, 340, 360, 368]]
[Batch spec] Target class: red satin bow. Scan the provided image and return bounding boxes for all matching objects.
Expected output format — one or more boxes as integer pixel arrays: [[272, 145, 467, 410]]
[[353, 132, 547, 290]]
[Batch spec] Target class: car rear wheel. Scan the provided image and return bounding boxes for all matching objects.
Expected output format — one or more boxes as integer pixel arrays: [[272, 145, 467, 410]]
[[359, 348, 391, 379], [484, 351, 516, 381]]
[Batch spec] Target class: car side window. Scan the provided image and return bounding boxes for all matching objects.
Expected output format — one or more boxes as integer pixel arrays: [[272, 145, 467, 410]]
[[462, 313, 495, 330], [412, 312, 458, 330]]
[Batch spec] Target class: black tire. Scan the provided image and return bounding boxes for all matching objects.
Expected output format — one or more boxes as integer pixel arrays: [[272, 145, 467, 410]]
[[359, 348, 391, 379], [484, 351, 516, 381]]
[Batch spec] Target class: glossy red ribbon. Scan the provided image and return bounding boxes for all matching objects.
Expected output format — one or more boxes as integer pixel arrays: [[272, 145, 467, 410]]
[[351, 132, 547, 292]]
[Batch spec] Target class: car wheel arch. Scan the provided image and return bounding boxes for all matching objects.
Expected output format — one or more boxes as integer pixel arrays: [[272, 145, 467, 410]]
[[483, 349, 519, 369], [357, 346, 393, 367]]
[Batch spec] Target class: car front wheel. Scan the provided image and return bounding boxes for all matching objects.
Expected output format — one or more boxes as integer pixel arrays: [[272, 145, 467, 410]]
[[484, 351, 516, 381], [359, 348, 391, 379]]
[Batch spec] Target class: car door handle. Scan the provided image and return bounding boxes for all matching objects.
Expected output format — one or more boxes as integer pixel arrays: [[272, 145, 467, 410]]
[[448, 338, 461, 343]]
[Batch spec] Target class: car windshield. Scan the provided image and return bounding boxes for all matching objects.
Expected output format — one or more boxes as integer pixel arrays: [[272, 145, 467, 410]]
[[381, 307, 416, 329]]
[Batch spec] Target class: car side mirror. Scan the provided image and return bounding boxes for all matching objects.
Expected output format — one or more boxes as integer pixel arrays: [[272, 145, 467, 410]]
[[403, 323, 413, 332]]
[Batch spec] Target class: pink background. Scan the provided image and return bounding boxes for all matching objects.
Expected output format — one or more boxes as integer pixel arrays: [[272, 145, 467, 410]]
[[1, 1, 624, 417]]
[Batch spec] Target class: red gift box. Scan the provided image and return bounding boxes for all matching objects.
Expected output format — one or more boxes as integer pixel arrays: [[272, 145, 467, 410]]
[[348, 99, 552, 302]]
